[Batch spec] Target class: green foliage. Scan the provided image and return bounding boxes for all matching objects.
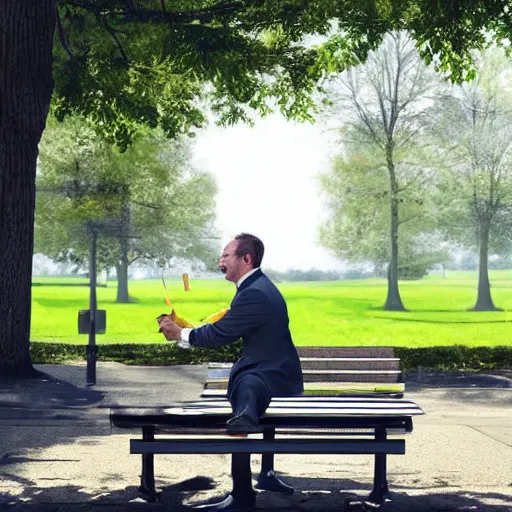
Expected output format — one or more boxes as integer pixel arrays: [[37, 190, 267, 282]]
[[319, 137, 447, 276], [396, 345, 512, 371], [398, 262, 428, 280], [35, 115, 219, 276], [30, 340, 242, 365], [29, 341, 512, 370], [51, 1, 512, 149], [397, 236, 450, 280]]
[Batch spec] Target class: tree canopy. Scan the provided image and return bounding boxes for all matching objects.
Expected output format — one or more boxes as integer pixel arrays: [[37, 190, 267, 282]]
[[51, 1, 512, 149], [434, 49, 512, 310], [36, 115, 219, 302]]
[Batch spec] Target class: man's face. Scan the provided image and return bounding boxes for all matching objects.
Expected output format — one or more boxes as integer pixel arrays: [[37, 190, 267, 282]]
[[219, 240, 246, 283]]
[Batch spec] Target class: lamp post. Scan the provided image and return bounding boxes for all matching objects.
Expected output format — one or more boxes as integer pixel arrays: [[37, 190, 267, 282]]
[[86, 222, 98, 386]]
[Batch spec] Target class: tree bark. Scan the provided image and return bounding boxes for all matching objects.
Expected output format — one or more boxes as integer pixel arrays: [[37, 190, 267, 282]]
[[472, 220, 500, 311], [116, 201, 131, 303], [0, 1, 56, 377], [383, 149, 406, 311], [115, 255, 130, 303]]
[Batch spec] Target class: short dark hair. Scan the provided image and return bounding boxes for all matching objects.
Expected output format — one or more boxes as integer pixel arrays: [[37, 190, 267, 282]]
[[234, 233, 264, 268]]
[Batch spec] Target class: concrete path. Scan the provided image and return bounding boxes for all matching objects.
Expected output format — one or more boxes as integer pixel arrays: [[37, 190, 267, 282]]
[[0, 363, 511, 511]]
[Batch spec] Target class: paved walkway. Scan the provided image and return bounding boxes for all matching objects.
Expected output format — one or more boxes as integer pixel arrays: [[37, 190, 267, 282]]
[[0, 363, 511, 511]]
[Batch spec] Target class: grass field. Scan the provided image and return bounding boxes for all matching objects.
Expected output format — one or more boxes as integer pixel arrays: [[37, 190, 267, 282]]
[[30, 271, 512, 347]]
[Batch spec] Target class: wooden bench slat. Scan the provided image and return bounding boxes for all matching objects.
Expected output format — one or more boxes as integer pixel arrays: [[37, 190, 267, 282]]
[[200, 396, 414, 403], [111, 411, 415, 432], [184, 398, 422, 407], [130, 438, 406, 455], [200, 389, 404, 399], [152, 401, 423, 417], [299, 357, 400, 362], [207, 370, 401, 378], [163, 407, 422, 417], [302, 382, 404, 391], [201, 382, 405, 397], [297, 347, 396, 358], [205, 375, 402, 386], [149, 428, 409, 436], [208, 357, 400, 366], [185, 401, 419, 410]]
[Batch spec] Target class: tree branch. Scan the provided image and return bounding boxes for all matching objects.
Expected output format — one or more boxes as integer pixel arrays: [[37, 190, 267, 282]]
[[56, 8, 74, 60], [131, 200, 160, 210], [98, 15, 129, 65], [119, 1, 246, 24]]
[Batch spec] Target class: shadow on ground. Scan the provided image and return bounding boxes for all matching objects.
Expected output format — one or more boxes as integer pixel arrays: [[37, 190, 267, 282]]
[[0, 365, 206, 472], [1, 474, 512, 511], [404, 370, 512, 390], [0, 370, 105, 410]]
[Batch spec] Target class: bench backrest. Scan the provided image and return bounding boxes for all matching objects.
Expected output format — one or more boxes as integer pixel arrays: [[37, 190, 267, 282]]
[[203, 346, 404, 397]]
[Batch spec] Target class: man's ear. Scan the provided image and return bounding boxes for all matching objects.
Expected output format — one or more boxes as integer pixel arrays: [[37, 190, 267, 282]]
[[243, 254, 251, 264]]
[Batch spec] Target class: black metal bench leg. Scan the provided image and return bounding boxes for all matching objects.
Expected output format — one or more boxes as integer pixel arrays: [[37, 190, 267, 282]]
[[256, 429, 294, 495], [138, 426, 158, 502], [368, 428, 390, 506], [260, 429, 275, 474]]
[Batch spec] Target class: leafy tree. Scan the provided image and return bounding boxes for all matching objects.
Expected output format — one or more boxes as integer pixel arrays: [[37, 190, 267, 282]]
[[434, 50, 512, 310], [2, 0, 512, 375], [320, 32, 440, 309], [36, 115, 218, 303], [319, 142, 446, 284]]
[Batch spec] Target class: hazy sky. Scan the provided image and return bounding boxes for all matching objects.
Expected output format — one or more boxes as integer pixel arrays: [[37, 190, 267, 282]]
[[192, 114, 345, 272]]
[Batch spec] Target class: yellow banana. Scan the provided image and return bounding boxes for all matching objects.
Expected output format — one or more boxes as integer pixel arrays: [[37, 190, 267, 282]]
[[170, 309, 195, 328], [159, 277, 228, 328], [201, 308, 229, 324], [158, 307, 228, 329]]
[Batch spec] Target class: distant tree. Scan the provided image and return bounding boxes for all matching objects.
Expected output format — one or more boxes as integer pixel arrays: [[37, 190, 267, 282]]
[[435, 50, 512, 310], [36, 115, 218, 302], [319, 144, 446, 281], [320, 33, 439, 308]]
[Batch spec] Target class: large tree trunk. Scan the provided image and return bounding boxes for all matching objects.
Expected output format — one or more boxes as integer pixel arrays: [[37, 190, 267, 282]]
[[0, 1, 56, 377], [472, 220, 500, 311], [383, 150, 406, 311]]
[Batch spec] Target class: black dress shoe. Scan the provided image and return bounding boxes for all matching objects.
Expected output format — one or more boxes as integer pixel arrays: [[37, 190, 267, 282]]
[[193, 493, 256, 511], [256, 470, 294, 495], [226, 413, 262, 434]]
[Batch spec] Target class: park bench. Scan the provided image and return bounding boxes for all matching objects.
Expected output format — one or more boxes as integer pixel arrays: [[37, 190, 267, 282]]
[[202, 346, 405, 398], [110, 347, 424, 508]]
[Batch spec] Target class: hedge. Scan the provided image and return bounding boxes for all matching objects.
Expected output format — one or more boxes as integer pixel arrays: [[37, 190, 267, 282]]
[[30, 342, 512, 371], [30, 341, 243, 366]]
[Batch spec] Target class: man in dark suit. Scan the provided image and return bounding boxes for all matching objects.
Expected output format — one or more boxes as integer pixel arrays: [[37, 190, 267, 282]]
[[159, 233, 303, 511]]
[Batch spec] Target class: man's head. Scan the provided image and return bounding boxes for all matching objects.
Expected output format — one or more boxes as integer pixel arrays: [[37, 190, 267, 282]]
[[219, 233, 264, 283]]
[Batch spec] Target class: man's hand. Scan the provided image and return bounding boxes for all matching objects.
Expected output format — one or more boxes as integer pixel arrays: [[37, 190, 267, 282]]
[[157, 316, 182, 341]]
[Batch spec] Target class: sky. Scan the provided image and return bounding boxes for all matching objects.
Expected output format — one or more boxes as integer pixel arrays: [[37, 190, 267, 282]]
[[191, 115, 345, 272]]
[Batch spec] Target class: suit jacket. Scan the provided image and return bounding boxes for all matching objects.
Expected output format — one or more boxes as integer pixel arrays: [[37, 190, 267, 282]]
[[190, 269, 304, 399]]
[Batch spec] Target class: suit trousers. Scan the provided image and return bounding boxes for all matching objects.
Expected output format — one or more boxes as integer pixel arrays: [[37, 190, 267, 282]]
[[228, 373, 271, 498]]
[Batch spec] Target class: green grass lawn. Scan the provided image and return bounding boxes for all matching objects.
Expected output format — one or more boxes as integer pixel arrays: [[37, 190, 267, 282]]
[[30, 271, 512, 347]]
